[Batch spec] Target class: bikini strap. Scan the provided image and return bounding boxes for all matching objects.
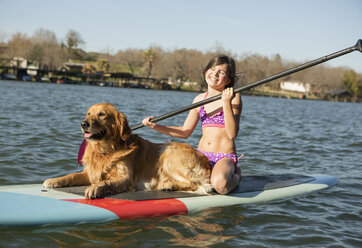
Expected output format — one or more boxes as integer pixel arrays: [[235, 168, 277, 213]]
[[203, 92, 208, 100], [237, 154, 245, 160], [199, 92, 208, 112]]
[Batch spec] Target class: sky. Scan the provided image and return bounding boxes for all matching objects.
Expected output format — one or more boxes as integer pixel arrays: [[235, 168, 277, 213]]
[[0, 0, 361, 73]]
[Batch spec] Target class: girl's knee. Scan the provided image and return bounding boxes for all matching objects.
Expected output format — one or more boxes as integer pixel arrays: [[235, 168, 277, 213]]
[[210, 158, 236, 194], [211, 175, 229, 195]]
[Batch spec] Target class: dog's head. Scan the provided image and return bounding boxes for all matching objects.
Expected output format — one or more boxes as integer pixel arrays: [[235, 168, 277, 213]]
[[81, 103, 131, 144]]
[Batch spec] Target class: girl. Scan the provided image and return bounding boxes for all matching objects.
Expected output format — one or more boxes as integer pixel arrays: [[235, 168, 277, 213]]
[[142, 55, 242, 194]]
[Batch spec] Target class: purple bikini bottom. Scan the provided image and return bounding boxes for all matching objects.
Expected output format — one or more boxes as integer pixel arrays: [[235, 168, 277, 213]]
[[197, 149, 239, 173]]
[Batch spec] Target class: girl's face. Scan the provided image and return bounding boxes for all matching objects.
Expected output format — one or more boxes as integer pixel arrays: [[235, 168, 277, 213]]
[[205, 64, 229, 89]]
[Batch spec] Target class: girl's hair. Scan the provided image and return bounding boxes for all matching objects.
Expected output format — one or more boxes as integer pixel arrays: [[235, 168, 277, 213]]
[[203, 54, 236, 88]]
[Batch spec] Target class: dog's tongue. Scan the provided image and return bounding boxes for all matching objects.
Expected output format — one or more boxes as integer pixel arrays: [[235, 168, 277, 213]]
[[84, 132, 92, 138]]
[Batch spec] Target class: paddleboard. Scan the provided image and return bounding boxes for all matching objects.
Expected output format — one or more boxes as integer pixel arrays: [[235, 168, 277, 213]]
[[0, 174, 337, 227]]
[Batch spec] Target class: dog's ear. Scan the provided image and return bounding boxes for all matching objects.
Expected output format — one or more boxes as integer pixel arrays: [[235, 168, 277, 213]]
[[115, 112, 132, 143]]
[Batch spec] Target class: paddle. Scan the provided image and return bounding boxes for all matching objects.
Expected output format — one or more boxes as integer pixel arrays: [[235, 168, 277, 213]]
[[131, 39, 361, 130], [77, 39, 361, 164]]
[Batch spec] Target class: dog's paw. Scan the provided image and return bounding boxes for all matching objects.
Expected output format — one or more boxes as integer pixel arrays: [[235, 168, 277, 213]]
[[159, 181, 177, 191], [43, 178, 63, 188], [196, 183, 214, 194], [161, 188, 173, 192], [85, 185, 104, 199]]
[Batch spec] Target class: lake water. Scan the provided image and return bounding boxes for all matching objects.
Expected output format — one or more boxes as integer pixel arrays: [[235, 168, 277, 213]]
[[0, 80, 361, 247]]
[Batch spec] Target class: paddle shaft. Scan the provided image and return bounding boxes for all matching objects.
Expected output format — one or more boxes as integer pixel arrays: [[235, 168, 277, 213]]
[[130, 39, 361, 131]]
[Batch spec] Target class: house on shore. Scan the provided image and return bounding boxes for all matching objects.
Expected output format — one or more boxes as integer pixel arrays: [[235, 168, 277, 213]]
[[280, 81, 311, 93]]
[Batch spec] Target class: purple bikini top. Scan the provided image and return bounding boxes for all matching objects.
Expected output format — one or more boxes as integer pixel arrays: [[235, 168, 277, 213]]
[[199, 93, 225, 128]]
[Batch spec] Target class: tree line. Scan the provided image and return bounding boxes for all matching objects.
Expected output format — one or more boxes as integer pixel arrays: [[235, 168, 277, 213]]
[[0, 28, 361, 98]]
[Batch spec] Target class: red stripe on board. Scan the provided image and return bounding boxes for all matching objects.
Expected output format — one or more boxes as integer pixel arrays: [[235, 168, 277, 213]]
[[63, 198, 188, 219]]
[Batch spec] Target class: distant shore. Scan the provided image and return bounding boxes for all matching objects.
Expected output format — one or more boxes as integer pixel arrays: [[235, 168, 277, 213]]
[[242, 88, 361, 103], [1, 78, 360, 103]]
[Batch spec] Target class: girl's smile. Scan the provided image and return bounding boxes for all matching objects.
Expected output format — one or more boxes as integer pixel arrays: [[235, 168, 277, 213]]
[[205, 64, 229, 88]]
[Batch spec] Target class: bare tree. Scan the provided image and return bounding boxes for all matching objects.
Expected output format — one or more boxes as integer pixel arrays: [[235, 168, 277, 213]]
[[115, 48, 143, 75], [165, 49, 207, 89], [4, 32, 32, 60], [29, 28, 65, 70]]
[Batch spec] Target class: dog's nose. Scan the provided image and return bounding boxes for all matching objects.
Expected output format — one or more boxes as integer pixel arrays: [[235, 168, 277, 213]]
[[81, 120, 90, 129]]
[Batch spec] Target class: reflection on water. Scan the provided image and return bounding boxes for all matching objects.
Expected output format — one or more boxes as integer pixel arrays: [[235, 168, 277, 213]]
[[47, 208, 246, 247], [0, 80, 361, 247], [163, 209, 245, 247]]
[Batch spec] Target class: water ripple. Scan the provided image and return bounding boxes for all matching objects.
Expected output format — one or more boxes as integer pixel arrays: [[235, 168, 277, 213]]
[[0, 81, 361, 247]]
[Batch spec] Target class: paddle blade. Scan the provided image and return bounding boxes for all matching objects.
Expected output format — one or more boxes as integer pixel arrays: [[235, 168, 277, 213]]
[[356, 39, 362, 52]]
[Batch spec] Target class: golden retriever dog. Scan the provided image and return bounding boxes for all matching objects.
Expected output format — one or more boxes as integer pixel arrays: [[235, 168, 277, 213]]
[[43, 103, 212, 199]]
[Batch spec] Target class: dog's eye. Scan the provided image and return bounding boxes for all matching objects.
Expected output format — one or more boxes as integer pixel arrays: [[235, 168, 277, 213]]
[[98, 112, 106, 117]]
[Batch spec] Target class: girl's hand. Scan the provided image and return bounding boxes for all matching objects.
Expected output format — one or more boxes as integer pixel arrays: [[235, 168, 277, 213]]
[[142, 116, 157, 129], [222, 87, 234, 103]]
